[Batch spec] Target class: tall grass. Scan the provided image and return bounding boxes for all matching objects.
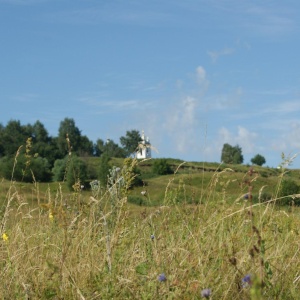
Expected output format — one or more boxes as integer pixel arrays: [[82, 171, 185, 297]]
[[0, 151, 300, 299]]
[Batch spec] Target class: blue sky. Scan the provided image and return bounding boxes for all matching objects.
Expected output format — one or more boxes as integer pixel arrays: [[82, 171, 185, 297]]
[[1, 0, 300, 168]]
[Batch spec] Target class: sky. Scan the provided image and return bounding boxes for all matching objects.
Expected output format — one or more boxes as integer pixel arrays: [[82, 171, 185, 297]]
[[1, 0, 300, 168]]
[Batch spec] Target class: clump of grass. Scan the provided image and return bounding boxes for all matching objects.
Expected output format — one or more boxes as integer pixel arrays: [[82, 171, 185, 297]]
[[0, 148, 300, 299]]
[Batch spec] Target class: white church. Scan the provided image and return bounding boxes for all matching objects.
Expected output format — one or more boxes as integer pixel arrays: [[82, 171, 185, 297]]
[[137, 130, 151, 159]]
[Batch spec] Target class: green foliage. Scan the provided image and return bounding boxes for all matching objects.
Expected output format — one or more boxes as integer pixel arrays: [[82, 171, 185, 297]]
[[278, 179, 300, 205], [52, 157, 68, 182], [251, 154, 266, 166], [120, 129, 142, 157], [66, 156, 88, 190], [221, 143, 244, 164], [0, 154, 52, 182], [152, 158, 173, 175], [98, 153, 111, 186], [127, 195, 147, 206], [95, 139, 126, 158]]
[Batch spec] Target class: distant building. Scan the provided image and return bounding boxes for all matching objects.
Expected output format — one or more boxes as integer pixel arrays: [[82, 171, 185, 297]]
[[137, 130, 151, 159]]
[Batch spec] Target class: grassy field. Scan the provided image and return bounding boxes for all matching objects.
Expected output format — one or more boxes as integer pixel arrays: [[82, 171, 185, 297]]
[[0, 157, 300, 299]]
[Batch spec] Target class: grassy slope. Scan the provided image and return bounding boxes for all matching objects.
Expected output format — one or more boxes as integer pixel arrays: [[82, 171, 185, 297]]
[[0, 159, 300, 298]]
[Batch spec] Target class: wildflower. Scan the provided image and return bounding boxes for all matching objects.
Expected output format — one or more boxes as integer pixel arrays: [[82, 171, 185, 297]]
[[2, 233, 8, 242], [158, 273, 167, 282], [151, 234, 155, 241], [49, 211, 54, 222], [201, 288, 211, 298], [242, 274, 252, 287], [244, 194, 249, 200]]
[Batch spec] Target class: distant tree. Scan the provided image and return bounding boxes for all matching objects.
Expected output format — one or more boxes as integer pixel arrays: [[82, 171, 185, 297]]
[[57, 118, 82, 156], [79, 135, 94, 156], [152, 159, 173, 175], [0, 123, 5, 157], [251, 154, 266, 166], [98, 153, 111, 186], [95, 138, 126, 158], [120, 130, 142, 157], [0, 154, 52, 182], [66, 156, 88, 191], [2, 120, 28, 155], [221, 143, 244, 164]]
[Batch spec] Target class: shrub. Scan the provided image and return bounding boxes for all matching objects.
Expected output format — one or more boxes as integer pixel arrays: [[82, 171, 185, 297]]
[[127, 195, 147, 206], [52, 157, 68, 181], [278, 179, 300, 205], [66, 156, 88, 190], [152, 159, 172, 175], [0, 154, 52, 182]]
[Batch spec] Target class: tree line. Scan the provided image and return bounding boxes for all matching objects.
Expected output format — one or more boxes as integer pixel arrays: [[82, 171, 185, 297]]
[[0, 118, 142, 183]]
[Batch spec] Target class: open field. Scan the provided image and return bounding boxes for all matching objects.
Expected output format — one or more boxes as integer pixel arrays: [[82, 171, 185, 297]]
[[1, 159, 300, 299]]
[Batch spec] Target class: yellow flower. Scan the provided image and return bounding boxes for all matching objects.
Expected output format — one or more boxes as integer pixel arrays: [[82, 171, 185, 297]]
[[2, 233, 8, 242], [49, 211, 54, 222]]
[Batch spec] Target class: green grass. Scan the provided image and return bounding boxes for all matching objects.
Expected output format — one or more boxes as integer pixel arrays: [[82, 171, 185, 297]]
[[0, 158, 300, 299]]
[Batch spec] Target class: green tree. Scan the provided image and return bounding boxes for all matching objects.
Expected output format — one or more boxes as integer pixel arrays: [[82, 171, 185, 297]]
[[79, 135, 94, 156], [251, 154, 266, 166], [52, 157, 68, 181], [98, 153, 111, 186], [95, 139, 126, 158], [57, 118, 82, 156], [152, 159, 173, 175], [66, 156, 88, 191], [1, 120, 28, 156], [120, 130, 142, 157], [221, 143, 244, 164], [0, 155, 52, 182]]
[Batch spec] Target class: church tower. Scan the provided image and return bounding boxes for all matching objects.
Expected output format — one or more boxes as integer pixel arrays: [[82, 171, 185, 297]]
[[137, 130, 151, 159]]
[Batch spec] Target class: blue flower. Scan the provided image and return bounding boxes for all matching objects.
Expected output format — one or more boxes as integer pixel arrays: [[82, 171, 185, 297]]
[[201, 288, 211, 298], [244, 194, 249, 200], [158, 273, 167, 282], [151, 234, 155, 240], [242, 274, 252, 287]]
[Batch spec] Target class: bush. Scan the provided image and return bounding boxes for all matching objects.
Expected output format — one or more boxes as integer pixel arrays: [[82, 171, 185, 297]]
[[152, 159, 172, 175], [66, 156, 88, 191], [0, 154, 52, 182], [127, 195, 147, 206], [278, 179, 300, 206], [52, 157, 68, 181]]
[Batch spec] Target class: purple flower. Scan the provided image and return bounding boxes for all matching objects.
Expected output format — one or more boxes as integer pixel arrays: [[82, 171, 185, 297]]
[[201, 288, 211, 298], [244, 194, 249, 200], [151, 234, 155, 241], [242, 274, 252, 287], [158, 273, 167, 282]]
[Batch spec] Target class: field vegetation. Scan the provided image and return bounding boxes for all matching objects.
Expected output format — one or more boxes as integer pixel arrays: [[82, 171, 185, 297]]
[[1, 149, 300, 299]]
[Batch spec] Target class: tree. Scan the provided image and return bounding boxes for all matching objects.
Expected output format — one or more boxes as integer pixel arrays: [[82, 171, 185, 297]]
[[120, 130, 142, 157], [57, 118, 82, 156], [251, 154, 266, 166], [221, 143, 244, 164], [0, 154, 52, 182], [66, 156, 88, 191], [1, 120, 28, 156], [98, 153, 111, 186], [95, 138, 126, 158]]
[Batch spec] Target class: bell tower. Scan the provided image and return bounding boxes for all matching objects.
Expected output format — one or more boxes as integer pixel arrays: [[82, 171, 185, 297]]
[[137, 130, 151, 159]]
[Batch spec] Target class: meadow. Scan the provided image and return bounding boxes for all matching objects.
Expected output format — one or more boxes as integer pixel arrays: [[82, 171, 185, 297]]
[[0, 155, 300, 299]]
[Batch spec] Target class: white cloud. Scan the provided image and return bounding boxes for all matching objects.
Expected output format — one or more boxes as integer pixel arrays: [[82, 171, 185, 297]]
[[218, 126, 257, 154], [207, 47, 235, 63]]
